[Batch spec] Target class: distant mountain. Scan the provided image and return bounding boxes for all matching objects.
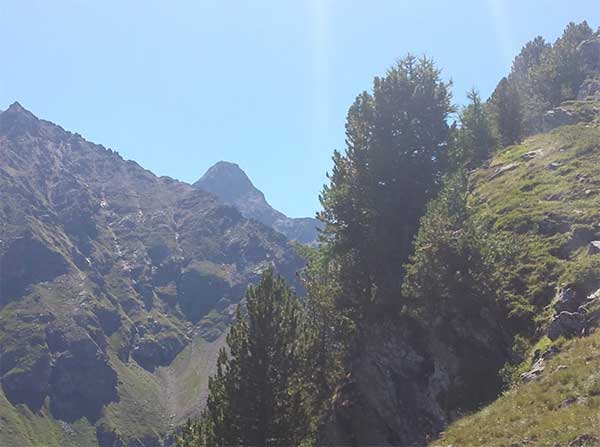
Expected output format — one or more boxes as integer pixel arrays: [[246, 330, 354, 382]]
[[0, 102, 303, 447], [194, 161, 322, 245]]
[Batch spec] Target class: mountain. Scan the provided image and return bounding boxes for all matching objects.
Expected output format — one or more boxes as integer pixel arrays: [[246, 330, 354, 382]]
[[194, 161, 322, 245], [0, 103, 303, 447]]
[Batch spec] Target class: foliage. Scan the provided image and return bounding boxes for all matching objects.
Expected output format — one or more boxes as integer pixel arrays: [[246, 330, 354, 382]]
[[178, 269, 309, 447], [489, 21, 595, 142], [318, 54, 454, 319], [489, 77, 523, 146], [454, 89, 497, 168]]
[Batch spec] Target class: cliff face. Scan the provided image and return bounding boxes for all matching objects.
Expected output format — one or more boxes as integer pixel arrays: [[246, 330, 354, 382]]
[[0, 103, 303, 447], [194, 161, 322, 245]]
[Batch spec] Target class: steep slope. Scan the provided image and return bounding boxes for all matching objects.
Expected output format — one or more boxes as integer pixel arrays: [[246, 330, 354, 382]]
[[320, 99, 600, 447], [0, 103, 303, 447], [429, 101, 600, 446], [194, 161, 322, 244]]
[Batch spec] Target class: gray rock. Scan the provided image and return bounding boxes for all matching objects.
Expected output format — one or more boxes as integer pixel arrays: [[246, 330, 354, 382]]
[[569, 433, 598, 447], [577, 78, 600, 101], [542, 108, 578, 132], [579, 36, 600, 73], [553, 288, 581, 313], [547, 161, 564, 170], [520, 358, 545, 382], [489, 162, 519, 180], [588, 241, 600, 255], [521, 149, 544, 161], [548, 311, 586, 340]]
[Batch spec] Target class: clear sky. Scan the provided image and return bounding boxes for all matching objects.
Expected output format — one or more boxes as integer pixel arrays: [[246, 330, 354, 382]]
[[0, 1, 596, 217]]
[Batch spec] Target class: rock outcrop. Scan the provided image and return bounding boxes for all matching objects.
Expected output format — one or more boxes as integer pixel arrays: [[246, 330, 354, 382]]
[[321, 311, 509, 445]]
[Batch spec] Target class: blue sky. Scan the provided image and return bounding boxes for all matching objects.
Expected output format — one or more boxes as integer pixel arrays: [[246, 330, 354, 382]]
[[0, 1, 596, 217]]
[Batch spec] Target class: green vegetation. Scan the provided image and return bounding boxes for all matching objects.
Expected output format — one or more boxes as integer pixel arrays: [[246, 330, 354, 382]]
[[177, 269, 317, 446], [178, 21, 600, 447], [434, 329, 600, 446], [3, 17, 600, 447], [318, 54, 453, 320]]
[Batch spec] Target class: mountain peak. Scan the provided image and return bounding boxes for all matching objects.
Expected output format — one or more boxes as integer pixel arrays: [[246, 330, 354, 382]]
[[1, 101, 40, 136], [7, 101, 25, 112], [194, 161, 259, 204], [194, 160, 322, 244]]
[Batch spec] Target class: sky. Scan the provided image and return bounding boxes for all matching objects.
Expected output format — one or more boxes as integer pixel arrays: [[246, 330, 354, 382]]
[[0, 1, 596, 218]]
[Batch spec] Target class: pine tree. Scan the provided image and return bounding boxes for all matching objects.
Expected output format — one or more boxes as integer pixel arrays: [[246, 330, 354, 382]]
[[319, 55, 453, 318], [490, 77, 522, 147], [455, 89, 496, 168], [197, 268, 305, 447]]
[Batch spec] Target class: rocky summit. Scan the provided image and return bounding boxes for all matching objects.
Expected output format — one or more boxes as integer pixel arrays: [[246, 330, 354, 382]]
[[194, 161, 322, 245], [0, 103, 303, 447]]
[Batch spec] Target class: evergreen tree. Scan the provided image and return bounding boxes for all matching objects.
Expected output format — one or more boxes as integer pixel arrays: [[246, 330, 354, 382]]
[[319, 55, 453, 318], [489, 21, 594, 140], [490, 77, 522, 147], [455, 89, 497, 168], [509, 36, 551, 134], [195, 269, 305, 447], [401, 171, 515, 408], [537, 21, 594, 106]]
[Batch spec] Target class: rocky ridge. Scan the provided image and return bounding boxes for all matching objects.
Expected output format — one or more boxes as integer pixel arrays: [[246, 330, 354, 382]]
[[0, 103, 303, 447]]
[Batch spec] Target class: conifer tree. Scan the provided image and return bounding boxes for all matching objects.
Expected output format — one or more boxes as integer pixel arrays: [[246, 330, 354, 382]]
[[196, 268, 305, 447], [490, 77, 522, 147], [319, 55, 453, 318], [455, 89, 496, 168]]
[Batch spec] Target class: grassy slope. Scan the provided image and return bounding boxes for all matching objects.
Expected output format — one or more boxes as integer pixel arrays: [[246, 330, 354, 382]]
[[0, 392, 96, 447], [433, 102, 600, 446], [434, 331, 600, 446], [0, 336, 221, 447]]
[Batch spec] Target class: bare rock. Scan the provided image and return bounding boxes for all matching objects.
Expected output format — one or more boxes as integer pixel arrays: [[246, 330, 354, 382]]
[[577, 78, 600, 101], [521, 149, 544, 161], [579, 36, 600, 73], [588, 241, 600, 255], [542, 108, 578, 132], [569, 433, 598, 447], [548, 311, 586, 341], [554, 288, 584, 313], [490, 162, 519, 180], [49, 336, 118, 422], [520, 358, 545, 382], [547, 162, 563, 170]]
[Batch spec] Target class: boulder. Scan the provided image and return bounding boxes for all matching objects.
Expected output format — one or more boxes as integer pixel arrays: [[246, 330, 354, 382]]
[[542, 108, 578, 132], [489, 162, 519, 180], [520, 358, 545, 382], [548, 311, 586, 340], [521, 149, 544, 161], [569, 433, 598, 447]]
